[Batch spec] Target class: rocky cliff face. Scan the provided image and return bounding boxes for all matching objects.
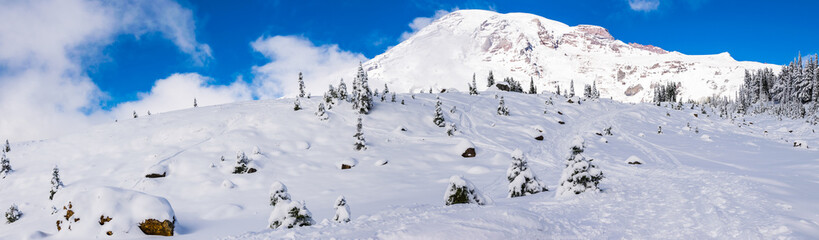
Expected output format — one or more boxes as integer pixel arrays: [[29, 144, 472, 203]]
[[363, 10, 776, 102]]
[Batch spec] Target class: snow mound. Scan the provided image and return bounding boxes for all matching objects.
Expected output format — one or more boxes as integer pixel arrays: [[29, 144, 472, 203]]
[[52, 187, 175, 237]]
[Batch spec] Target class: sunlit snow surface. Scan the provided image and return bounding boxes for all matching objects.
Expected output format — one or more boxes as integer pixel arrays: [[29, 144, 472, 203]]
[[1, 91, 817, 239]]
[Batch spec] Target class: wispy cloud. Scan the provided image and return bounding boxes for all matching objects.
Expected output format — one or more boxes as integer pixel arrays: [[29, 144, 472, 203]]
[[628, 0, 660, 12], [399, 9, 454, 41]]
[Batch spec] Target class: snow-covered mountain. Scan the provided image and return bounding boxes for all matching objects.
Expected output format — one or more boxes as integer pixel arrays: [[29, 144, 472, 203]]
[[364, 10, 777, 102]]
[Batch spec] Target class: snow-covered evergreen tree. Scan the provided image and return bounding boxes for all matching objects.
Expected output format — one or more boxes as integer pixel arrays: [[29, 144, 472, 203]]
[[233, 151, 250, 174], [486, 71, 495, 87], [298, 72, 306, 98], [332, 195, 351, 223], [49, 165, 64, 200], [446, 122, 457, 136], [133, 111, 138, 119], [528, 77, 537, 94], [4, 140, 9, 153], [293, 97, 302, 111], [0, 152, 11, 179], [507, 149, 547, 198], [268, 200, 314, 229], [443, 175, 489, 206], [193, 98, 198, 107], [391, 93, 396, 102], [469, 73, 479, 95], [353, 116, 366, 151], [433, 97, 445, 127], [316, 103, 329, 121], [337, 78, 348, 102], [5, 204, 21, 224], [323, 92, 334, 109], [591, 81, 600, 99], [583, 84, 592, 98], [351, 64, 373, 114], [497, 96, 509, 116], [556, 137, 603, 197], [556, 85, 561, 96], [269, 181, 291, 207], [569, 80, 575, 98]]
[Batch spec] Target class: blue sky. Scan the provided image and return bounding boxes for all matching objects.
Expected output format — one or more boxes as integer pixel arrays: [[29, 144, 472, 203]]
[[1, 0, 817, 141], [87, 0, 817, 105]]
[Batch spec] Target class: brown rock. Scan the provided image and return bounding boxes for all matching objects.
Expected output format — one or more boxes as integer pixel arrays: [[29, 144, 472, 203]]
[[534, 135, 544, 141], [247, 168, 257, 173], [139, 218, 175, 236], [99, 215, 112, 225], [461, 148, 476, 158], [558, 121, 565, 125], [341, 164, 352, 169]]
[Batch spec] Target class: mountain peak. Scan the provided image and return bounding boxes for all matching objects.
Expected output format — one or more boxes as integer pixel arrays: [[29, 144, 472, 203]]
[[364, 11, 775, 102]]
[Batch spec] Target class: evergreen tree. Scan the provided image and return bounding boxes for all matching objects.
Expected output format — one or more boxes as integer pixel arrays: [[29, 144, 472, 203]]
[[592, 81, 600, 99], [233, 151, 250, 174], [391, 93, 396, 102], [383, 84, 390, 95], [316, 103, 329, 121], [293, 97, 302, 111], [337, 78, 348, 102], [0, 152, 10, 179], [323, 92, 334, 109], [297, 72, 306, 98], [351, 64, 373, 114], [583, 84, 592, 98], [49, 166, 64, 200], [507, 149, 547, 198], [147, 110, 151, 116], [446, 122, 457, 136], [569, 80, 575, 98], [5, 204, 21, 224], [333, 195, 351, 223], [193, 98, 198, 107], [328, 84, 338, 99], [444, 175, 489, 205], [433, 97, 445, 127], [497, 96, 509, 116], [469, 73, 479, 95], [268, 200, 314, 229], [486, 71, 495, 87], [269, 181, 291, 207], [528, 77, 537, 94], [556, 85, 561, 96], [4, 140, 8, 153], [353, 116, 366, 151], [133, 111, 138, 119], [556, 137, 603, 197]]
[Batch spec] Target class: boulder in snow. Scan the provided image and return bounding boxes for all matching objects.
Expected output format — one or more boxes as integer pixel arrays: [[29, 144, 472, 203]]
[[338, 158, 358, 170], [454, 139, 477, 158], [53, 187, 176, 237]]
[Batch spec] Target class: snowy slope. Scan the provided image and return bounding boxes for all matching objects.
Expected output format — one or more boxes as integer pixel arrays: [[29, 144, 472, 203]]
[[364, 10, 778, 103], [1, 91, 818, 239]]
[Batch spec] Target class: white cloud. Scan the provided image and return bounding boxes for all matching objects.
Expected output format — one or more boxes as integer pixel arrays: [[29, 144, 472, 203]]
[[399, 9, 453, 41], [0, 0, 215, 141], [250, 35, 368, 99], [111, 73, 251, 118], [628, 0, 660, 12]]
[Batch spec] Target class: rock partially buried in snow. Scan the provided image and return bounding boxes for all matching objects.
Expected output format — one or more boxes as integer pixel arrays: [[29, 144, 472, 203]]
[[374, 159, 388, 166], [144, 163, 168, 178], [138, 219, 175, 236], [338, 158, 359, 169], [52, 187, 176, 237], [626, 156, 643, 165], [454, 139, 477, 158]]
